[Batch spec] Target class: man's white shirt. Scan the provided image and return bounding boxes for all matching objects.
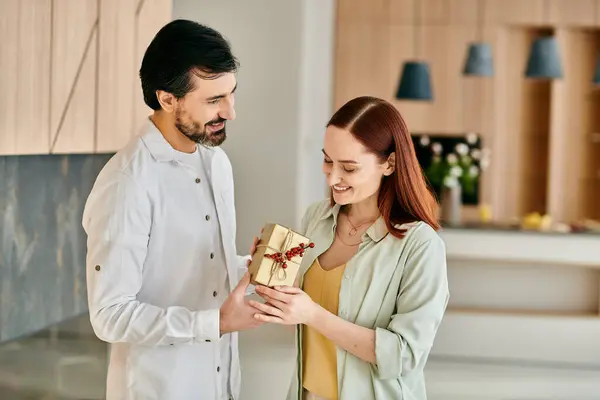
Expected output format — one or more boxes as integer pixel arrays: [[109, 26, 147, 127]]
[[83, 119, 248, 399]]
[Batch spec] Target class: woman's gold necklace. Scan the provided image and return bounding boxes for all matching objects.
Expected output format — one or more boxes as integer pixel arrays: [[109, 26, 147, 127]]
[[336, 214, 377, 246], [346, 214, 376, 236]]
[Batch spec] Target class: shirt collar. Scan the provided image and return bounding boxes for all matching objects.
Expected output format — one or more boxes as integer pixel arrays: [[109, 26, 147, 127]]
[[321, 202, 389, 243], [140, 118, 215, 163], [140, 118, 178, 162]]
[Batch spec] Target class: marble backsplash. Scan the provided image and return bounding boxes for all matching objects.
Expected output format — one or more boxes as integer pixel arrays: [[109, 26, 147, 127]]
[[0, 153, 112, 342]]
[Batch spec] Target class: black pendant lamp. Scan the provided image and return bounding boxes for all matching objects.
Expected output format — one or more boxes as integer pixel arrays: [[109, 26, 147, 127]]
[[396, 0, 433, 101], [463, 43, 494, 77], [463, 0, 494, 77], [525, 0, 563, 79]]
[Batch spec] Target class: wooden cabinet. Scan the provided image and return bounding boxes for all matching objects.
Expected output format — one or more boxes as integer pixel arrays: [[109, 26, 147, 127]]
[[50, 0, 98, 154], [96, 0, 173, 153], [0, 0, 172, 156], [0, 0, 52, 155]]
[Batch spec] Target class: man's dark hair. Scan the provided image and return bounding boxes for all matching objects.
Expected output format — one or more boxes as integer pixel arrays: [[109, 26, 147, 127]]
[[139, 19, 239, 110]]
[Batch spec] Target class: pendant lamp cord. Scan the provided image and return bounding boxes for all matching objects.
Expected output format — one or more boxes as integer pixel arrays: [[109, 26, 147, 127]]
[[477, 0, 485, 40], [413, 0, 419, 59]]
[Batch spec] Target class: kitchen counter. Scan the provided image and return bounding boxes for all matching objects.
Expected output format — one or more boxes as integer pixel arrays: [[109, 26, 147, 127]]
[[439, 225, 600, 268], [432, 225, 600, 367]]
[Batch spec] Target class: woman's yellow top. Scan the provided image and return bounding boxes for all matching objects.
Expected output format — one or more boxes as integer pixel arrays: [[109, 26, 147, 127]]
[[302, 258, 346, 400]]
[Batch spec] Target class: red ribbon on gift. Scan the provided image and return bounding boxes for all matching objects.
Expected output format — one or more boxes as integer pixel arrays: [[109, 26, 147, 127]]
[[256, 228, 315, 284]]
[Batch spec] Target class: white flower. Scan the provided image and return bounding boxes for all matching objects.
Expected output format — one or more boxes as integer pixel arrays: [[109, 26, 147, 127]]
[[431, 142, 443, 155], [466, 132, 478, 144], [446, 153, 458, 164], [432, 155, 441, 163], [479, 148, 491, 170], [455, 143, 469, 156], [471, 149, 481, 160], [450, 165, 463, 177], [443, 176, 459, 188], [469, 165, 479, 177], [419, 135, 430, 146], [480, 157, 490, 169]]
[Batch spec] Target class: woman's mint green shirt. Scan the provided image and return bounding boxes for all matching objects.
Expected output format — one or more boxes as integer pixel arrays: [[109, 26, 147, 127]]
[[286, 200, 449, 400]]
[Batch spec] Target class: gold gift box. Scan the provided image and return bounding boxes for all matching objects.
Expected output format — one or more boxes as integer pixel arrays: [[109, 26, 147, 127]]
[[248, 223, 314, 288]]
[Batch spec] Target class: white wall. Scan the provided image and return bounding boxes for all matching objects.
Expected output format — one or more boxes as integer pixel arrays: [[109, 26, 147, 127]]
[[173, 0, 333, 251], [173, 1, 335, 399]]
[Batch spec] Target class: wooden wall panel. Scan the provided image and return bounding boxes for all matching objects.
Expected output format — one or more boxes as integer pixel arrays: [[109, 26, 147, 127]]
[[335, 23, 391, 110], [338, 0, 390, 24], [389, 0, 414, 24], [548, 0, 598, 26], [391, 0, 480, 26], [0, 0, 19, 154], [10, 0, 52, 155], [133, 0, 173, 138], [547, 30, 600, 222], [446, 0, 480, 25], [51, 29, 97, 154], [493, 29, 551, 220], [388, 25, 431, 130], [96, 0, 137, 153], [392, 25, 478, 133], [50, 0, 97, 142], [483, 0, 546, 25]]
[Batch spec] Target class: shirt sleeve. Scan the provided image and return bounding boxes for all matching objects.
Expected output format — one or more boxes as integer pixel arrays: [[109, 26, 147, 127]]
[[237, 254, 255, 295], [374, 236, 449, 379], [83, 170, 220, 346]]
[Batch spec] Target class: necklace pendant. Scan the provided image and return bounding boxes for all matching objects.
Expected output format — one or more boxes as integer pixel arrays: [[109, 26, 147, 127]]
[[349, 227, 357, 236]]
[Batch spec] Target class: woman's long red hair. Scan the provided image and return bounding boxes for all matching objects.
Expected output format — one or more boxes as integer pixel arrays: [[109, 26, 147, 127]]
[[328, 96, 440, 238]]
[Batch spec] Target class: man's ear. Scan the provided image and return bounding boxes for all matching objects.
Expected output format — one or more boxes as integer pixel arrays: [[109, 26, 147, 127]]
[[384, 152, 396, 176], [156, 90, 177, 113]]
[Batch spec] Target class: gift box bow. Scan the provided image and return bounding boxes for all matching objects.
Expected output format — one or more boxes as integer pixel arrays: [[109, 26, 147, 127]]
[[256, 227, 314, 285]]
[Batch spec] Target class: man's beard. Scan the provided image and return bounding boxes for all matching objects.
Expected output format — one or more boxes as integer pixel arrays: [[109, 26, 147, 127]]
[[175, 109, 227, 147]]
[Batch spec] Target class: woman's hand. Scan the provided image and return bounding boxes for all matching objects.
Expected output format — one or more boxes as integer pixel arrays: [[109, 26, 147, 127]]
[[249, 285, 320, 326]]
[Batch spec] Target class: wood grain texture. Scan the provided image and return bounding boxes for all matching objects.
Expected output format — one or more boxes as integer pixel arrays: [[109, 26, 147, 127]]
[[548, 0, 598, 26], [52, 28, 97, 154], [483, 0, 546, 25], [50, 0, 97, 143], [95, 0, 137, 152], [547, 29, 600, 222], [494, 28, 551, 219], [4, 0, 53, 155], [133, 0, 173, 137], [0, 0, 20, 154], [335, 23, 391, 110]]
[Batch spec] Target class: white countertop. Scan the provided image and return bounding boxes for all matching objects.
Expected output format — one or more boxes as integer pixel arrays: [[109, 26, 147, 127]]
[[440, 227, 600, 268]]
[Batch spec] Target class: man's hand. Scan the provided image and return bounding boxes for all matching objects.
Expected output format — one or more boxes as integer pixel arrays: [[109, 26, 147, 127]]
[[246, 235, 260, 267], [219, 272, 265, 335]]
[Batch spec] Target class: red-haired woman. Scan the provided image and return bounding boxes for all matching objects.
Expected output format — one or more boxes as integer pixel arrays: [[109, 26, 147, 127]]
[[250, 96, 449, 400]]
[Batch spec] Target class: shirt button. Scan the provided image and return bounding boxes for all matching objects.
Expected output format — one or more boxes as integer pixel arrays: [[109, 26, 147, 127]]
[[217, 366, 220, 372], [344, 275, 349, 280], [195, 178, 201, 183], [210, 253, 215, 259], [95, 265, 101, 271], [213, 291, 217, 297], [205, 215, 210, 221], [205, 339, 211, 343]]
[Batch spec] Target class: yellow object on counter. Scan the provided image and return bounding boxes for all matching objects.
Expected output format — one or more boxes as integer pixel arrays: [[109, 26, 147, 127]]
[[479, 204, 492, 223]]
